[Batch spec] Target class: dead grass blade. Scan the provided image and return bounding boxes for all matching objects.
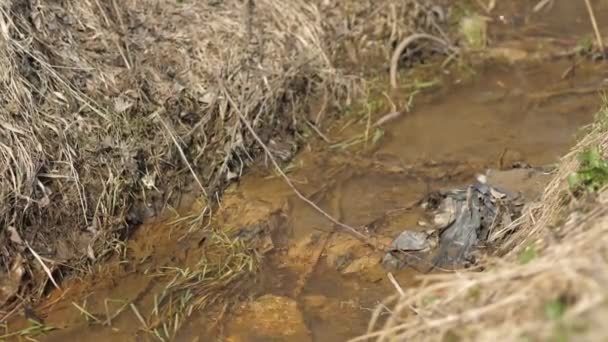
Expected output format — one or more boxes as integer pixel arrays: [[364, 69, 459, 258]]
[[584, 0, 605, 56], [25, 244, 60, 290]]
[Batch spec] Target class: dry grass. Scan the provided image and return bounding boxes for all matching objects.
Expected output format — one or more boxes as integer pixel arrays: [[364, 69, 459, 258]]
[[149, 228, 258, 340], [319, 0, 455, 68], [0, 0, 354, 315], [356, 104, 608, 341]]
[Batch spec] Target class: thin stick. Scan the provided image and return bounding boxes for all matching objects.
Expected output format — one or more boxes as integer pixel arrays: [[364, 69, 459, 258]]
[[387, 272, 405, 298], [130, 303, 149, 330], [72, 302, 102, 324], [26, 243, 60, 290], [533, 0, 553, 13], [306, 120, 331, 143], [153, 110, 208, 197], [373, 111, 402, 127], [223, 89, 381, 249], [584, 0, 605, 56]]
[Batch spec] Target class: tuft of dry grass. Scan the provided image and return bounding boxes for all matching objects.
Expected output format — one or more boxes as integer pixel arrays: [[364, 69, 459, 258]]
[[0, 0, 353, 315], [149, 228, 258, 340], [355, 103, 608, 341], [319, 0, 455, 68]]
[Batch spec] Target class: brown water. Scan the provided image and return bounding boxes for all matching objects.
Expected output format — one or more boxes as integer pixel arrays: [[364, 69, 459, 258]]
[[6, 1, 608, 341]]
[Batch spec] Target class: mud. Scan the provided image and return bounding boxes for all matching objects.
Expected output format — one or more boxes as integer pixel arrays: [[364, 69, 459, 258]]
[[4, 1, 608, 341]]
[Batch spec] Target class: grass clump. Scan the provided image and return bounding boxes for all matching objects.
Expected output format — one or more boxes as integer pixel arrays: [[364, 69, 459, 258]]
[[459, 14, 488, 50], [518, 244, 538, 265], [0, 319, 56, 340], [149, 230, 258, 340], [567, 147, 608, 193], [544, 297, 567, 321]]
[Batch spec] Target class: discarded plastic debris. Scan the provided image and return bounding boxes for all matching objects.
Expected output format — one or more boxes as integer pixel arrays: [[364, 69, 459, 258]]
[[382, 230, 436, 271], [383, 172, 527, 271], [389, 230, 432, 252]]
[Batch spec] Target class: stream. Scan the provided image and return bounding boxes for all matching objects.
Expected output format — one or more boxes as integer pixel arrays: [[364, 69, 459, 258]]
[[5, 1, 608, 341]]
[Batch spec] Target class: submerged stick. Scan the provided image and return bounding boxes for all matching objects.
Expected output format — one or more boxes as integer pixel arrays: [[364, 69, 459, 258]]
[[223, 89, 383, 250], [533, 0, 553, 13]]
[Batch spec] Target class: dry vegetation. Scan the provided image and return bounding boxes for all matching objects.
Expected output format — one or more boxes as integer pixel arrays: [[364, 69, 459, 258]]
[[0, 0, 462, 319], [0, 0, 356, 315], [357, 104, 608, 341]]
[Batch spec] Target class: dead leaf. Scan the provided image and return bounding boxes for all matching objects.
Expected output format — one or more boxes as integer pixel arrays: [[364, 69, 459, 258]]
[[7, 226, 25, 250], [0, 254, 25, 306], [39, 195, 51, 208], [87, 244, 96, 261], [114, 96, 134, 113]]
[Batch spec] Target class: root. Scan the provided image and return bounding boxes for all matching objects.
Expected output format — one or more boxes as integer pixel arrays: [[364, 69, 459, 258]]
[[389, 33, 456, 89]]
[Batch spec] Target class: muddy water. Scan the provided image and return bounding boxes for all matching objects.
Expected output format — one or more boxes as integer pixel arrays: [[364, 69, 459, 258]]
[[8, 2, 608, 341], [381, 62, 601, 165]]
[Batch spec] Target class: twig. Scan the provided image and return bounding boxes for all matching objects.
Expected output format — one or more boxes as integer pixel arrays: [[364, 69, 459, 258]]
[[373, 92, 402, 127], [528, 84, 608, 102], [373, 111, 402, 127], [584, 0, 606, 56], [533, 0, 553, 13], [314, 88, 328, 125], [306, 120, 331, 143], [222, 88, 383, 250], [72, 301, 102, 324], [390, 33, 457, 89], [364, 103, 372, 146], [152, 109, 208, 197], [26, 243, 60, 290], [383, 92, 397, 113], [130, 303, 149, 330], [387, 272, 405, 298]]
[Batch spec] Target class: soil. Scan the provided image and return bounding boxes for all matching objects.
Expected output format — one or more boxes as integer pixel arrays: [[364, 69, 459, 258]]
[[3, 0, 608, 341]]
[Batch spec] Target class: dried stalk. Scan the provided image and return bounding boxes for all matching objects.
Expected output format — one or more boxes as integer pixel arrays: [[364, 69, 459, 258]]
[[584, 0, 605, 56]]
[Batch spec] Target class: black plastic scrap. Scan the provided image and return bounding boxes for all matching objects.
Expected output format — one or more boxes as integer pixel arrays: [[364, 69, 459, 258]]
[[383, 181, 522, 271]]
